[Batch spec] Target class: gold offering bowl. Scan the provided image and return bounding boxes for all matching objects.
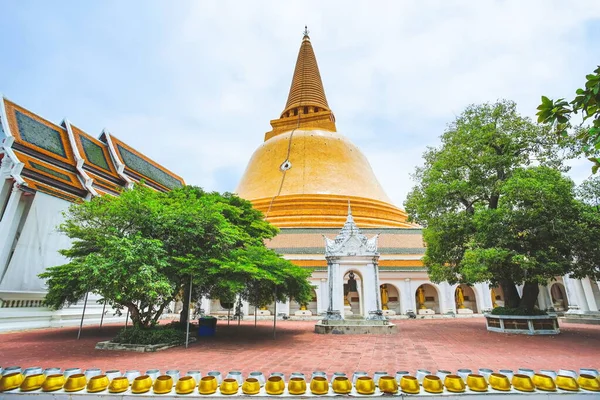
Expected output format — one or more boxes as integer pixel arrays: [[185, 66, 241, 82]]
[[310, 376, 329, 395], [578, 374, 600, 392], [265, 376, 284, 395], [444, 375, 466, 393], [512, 374, 535, 392], [355, 376, 375, 395], [64, 373, 87, 392], [466, 374, 488, 392], [200, 376, 218, 395], [176, 376, 196, 395], [153, 375, 173, 394], [332, 376, 352, 394], [87, 375, 109, 393], [532, 374, 556, 392], [42, 374, 65, 392], [556, 375, 579, 391], [242, 378, 261, 395], [220, 378, 239, 395], [423, 375, 443, 394], [489, 373, 511, 391], [287, 377, 307, 395], [378, 376, 398, 394], [109, 377, 130, 394], [400, 376, 420, 394], [132, 375, 153, 394], [1, 372, 24, 392], [20, 373, 45, 392]]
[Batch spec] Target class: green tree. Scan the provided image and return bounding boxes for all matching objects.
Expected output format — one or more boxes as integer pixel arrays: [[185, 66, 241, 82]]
[[40, 184, 312, 328], [405, 100, 581, 312], [571, 176, 600, 281], [537, 66, 600, 173]]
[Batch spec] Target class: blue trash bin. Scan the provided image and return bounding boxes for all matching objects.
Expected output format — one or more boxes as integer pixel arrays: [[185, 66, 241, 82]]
[[198, 317, 217, 337]]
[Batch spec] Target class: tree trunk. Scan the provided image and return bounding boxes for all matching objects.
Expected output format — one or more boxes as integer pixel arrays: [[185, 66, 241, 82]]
[[180, 281, 190, 328], [126, 303, 144, 327], [519, 282, 540, 313], [500, 279, 520, 308]]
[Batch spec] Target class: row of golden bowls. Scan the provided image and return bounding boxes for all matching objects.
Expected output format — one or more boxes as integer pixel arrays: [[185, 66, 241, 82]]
[[2, 370, 599, 394]]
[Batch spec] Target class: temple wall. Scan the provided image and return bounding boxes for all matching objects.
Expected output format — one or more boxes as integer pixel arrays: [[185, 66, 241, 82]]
[[0, 191, 71, 292]]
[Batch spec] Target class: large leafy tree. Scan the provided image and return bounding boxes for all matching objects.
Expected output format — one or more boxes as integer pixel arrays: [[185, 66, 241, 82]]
[[571, 176, 600, 281], [537, 66, 600, 173], [40, 184, 312, 328], [405, 100, 583, 312]]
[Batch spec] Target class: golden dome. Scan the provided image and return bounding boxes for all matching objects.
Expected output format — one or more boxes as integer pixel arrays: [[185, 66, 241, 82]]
[[236, 30, 410, 228]]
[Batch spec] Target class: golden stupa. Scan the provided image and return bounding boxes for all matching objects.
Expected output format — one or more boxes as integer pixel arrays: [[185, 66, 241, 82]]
[[236, 29, 410, 228]]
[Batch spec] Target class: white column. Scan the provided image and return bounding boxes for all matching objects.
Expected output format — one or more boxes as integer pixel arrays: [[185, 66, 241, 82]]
[[318, 278, 327, 314], [201, 297, 211, 315], [581, 278, 599, 312], [409, 279, 419, 312], [277, 299, 290, 316], [478, 283, 493, 311], [241, 300, 250, 316], [360, 261, 379, 315], [329, 262, 344, 314], [573, 279, 590, 312], [400, 278, 412, 314], [563, 275, 580, 312], [439, 282, 454, 314], [537, 284, 551, 311], [0, 185, 25, 282]]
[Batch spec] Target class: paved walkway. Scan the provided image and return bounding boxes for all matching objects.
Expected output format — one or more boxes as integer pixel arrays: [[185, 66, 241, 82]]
[[1, 318, 599, 376]]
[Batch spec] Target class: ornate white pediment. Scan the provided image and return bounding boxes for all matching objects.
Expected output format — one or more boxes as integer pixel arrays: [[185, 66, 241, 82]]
[[324, 206, 379, 257]]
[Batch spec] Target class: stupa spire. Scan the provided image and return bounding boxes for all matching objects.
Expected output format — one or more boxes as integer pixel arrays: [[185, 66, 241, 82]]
[[282, 26, 330, 116], [265, 27, 337, 140]]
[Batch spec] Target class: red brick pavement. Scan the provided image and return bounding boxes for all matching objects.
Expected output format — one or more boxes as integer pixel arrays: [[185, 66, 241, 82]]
[[1, 318, 599, 376]]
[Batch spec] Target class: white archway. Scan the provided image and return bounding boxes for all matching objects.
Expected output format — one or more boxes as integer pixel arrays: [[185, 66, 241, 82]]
[[380, 282, 401, 314], [416, 283, 441, 314]]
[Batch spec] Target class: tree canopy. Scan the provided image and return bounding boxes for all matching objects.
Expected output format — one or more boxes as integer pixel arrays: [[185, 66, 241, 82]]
[[537, 65, 600, 173], [405, 100, 589, 312], [40, 184, 313, 328]]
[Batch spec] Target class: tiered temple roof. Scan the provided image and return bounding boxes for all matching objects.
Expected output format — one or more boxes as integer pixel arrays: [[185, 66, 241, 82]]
[[0, 97, 184, 201]]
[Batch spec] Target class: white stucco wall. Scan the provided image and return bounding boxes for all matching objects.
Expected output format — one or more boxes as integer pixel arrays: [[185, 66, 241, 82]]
[[0, 192, 71, 291]]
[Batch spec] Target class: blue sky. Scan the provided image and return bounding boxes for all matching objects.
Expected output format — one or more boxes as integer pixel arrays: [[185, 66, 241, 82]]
[[2, 0, 599, 207]]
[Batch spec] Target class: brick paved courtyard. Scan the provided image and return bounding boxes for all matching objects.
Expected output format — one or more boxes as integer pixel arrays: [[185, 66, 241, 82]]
[[2, 318, 599, 376]]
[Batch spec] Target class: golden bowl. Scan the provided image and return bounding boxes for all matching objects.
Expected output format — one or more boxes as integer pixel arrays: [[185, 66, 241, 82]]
[[489, 373, 511, 391], [42, 374, 65, 392], [423, 375, 444, 394], [0, 372, 24, 392], [20, 373, 45, 392], [265, 376, 285, 395], [532, 373, 556, 392], [64, 373, 87, 392], [220, 378, 239, 395], [378, 376, 398, 394], [466, 374, 488, 392], [199, 376, 218, 395], [153, 375, 173, 394], [87, 375, 109, 393], [242, 378, 261, 395], [132, 375, 153, 394], [310, 376, 329, 395], [175, 376, 196, 395], [109, 377, 130, 393], [578, 374, 600, 392], [556, 375, 579, 391], [444, 375, 466, 393], [332, 376, 352, 394], [355, 376, 376, 395], [512, 374, 535, 392], [400, 376, 420, 394], [287, 377, 307, 395]]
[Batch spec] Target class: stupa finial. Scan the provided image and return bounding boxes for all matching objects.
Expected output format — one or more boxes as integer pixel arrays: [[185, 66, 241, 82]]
[[303, 25, 310, 38], [348, 199, 352, 216]]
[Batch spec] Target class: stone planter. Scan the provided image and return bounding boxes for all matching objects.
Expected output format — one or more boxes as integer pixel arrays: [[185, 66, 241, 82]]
[[484, 313, 559, 335], [95, 337, 196, 352]]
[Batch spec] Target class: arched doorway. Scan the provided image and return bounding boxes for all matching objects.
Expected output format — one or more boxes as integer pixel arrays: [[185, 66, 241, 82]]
[[550, 283, 568, 311], [380, 283, 401, 314], [289, 289, 318, 315], [344, 271, 362, 316], [490, 286, 505, 308], [455, 284, 478, 313], [416, 284, 440, 314]]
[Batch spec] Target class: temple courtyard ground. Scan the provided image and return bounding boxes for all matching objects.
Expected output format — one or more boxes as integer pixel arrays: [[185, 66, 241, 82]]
[[1, 317, 599, 376]]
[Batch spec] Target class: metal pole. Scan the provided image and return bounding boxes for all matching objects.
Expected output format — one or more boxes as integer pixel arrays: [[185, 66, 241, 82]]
[[273, 287, 277, 340], [227, 306, 230, 326], [77, 292, 89, 340], [237, 296, 241, 326], [99, 303, 106, 329], [125, 309, 130, 330], [185, 275, 193, 349], [255, 287, 258, 328]]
